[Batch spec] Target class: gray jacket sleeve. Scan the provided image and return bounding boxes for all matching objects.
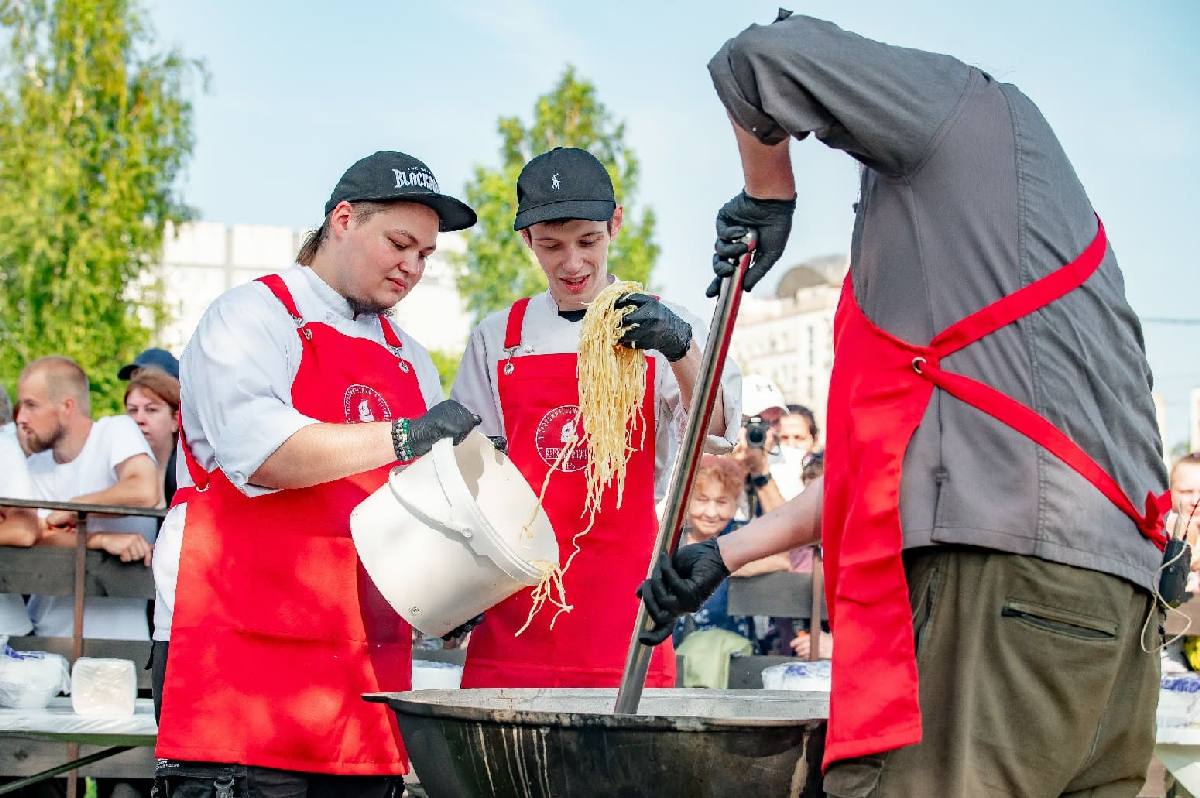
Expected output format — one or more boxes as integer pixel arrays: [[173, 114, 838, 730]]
[[709, 13, 974, 177]]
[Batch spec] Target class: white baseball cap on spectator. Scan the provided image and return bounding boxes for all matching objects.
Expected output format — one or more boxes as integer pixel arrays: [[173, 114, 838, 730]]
[[742, 375, 787, 421]]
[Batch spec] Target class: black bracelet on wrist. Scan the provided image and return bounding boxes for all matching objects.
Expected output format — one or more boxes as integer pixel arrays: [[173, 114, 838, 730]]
[[750, 472, 772, 489]]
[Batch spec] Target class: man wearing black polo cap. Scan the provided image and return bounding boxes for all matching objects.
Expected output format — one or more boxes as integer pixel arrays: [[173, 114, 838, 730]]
[[452, 147, 741, 688], [153, 150, 481, 797]]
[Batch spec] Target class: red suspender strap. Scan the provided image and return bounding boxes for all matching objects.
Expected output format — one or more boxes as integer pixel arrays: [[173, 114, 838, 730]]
[[171, 422, 209, 502], [931, 217, 1107, 358], [914, 217, 1169, 548], [257, 274, 303, 320], [918, 361, 1169, 549], [379, 316, 403, 349], [504, 298, 531, 351]]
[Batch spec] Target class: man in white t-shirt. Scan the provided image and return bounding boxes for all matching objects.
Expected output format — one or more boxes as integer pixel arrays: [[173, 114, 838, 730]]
[[0, 405, 40, 637], [16, 356, 159, 640]]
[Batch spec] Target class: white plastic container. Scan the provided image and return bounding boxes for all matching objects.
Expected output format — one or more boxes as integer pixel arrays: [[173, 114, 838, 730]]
[[1159, 673, 1200, 728], [70, 657, 136, 716], [411, 660, 464, 690], [351, 430, 559, 637], [0, 646, 70, 709]]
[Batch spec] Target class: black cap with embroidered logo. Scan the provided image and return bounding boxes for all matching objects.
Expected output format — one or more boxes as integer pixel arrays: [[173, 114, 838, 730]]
[[324, 151, 477, 232], [513, 147, 616, 231]]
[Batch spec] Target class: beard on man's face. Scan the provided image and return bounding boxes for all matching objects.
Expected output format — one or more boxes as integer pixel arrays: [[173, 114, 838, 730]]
[[345, 293, 395, 319], [23, 422, 62, 454]]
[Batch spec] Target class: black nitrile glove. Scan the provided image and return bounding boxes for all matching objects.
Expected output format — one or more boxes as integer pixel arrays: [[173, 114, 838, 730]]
[[636, 537, 731, 645], [614, 293, 693, 363], [408, 400, 481, 458], [707, 191, 797, 298], [442, 613, 484, 641], [487, 436, 508, 454]]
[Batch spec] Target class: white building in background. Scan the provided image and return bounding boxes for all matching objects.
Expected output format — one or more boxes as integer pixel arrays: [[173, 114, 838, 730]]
[[154, 222, 471, 355], [729, 254, 848, 430]]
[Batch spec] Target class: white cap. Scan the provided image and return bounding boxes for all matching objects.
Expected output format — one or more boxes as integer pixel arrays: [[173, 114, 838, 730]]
[[742, 375, 787, 418]]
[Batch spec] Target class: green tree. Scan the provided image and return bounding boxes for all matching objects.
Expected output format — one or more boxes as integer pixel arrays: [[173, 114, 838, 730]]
[[0, 0, 203, 414], [427, 348, 462, 397], [455, 66, 659, 322]]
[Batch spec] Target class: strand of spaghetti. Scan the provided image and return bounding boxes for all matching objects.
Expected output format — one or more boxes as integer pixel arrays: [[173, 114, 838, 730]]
[[519, 433, 580, 544], [515, 435, 581, 636]]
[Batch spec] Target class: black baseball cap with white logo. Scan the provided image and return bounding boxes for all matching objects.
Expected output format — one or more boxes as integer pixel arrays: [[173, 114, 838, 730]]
[[324, 151, 477, 232], [513, 148, 616, 231]]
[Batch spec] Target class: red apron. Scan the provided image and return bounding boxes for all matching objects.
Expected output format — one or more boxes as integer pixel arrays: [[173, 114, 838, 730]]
[[821, 218, 1170, 769], [157, 274, 426, 775], [460, 297, 676, 688]]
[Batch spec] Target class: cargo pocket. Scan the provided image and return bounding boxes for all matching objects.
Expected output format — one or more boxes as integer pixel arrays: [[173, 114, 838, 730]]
[[1000, 599, 1118, 642], [907, 554, 943, 660], [823, 753, 887, 798]]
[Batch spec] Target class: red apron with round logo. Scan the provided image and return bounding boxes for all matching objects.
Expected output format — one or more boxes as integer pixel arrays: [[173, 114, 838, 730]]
[[157, 274, 426, 774], [460, 297, 676, 688], [820, 218, 1170, 769]]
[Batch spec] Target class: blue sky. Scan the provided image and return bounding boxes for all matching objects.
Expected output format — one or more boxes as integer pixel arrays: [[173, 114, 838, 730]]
[[148, 1, 1199, 447]]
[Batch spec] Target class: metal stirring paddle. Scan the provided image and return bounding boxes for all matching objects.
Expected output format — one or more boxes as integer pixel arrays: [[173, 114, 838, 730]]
[[614, 232, 755, 714]]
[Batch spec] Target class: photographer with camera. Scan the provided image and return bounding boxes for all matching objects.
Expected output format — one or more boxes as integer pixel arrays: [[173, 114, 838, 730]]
[[732, 376, 789, 519]]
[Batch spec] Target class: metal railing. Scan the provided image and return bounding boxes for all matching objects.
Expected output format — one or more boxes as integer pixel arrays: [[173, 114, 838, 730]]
[[0, 497, 165, 798]]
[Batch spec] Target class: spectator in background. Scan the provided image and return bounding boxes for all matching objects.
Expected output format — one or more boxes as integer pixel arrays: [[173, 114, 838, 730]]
[[124, 367, 180, 508], [1, 385, 33, 456], [0, 386, 39, 639], [735, 402, 823, 560], [733, 375, 788, 519], [17, 356, 159, 640], [1170, 453, 1200, 677], [117, 347, 180, 381], [0, 384, 13, 438], [1170, 453, 1200, 591], [674, 455, 756, 646], [674, 454, 788, 687]]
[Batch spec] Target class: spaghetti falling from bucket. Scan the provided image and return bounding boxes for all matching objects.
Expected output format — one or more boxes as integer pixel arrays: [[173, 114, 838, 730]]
[[516, 281, 649, 635]]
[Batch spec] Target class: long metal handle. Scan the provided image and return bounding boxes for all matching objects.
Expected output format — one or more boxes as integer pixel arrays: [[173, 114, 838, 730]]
[[614, 232, 755, 714]]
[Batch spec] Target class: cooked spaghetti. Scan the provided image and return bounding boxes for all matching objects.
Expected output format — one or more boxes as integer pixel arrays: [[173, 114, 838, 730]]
[[516, 280, 648, 634]]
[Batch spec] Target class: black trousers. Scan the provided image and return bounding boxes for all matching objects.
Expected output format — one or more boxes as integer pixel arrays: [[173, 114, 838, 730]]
[[150, 639, 169, 722], [153, 762, 402, 798]]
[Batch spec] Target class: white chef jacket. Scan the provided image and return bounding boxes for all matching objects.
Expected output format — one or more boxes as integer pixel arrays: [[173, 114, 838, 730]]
[[154, 264, 444, 641], [451, 287, 741, 503]]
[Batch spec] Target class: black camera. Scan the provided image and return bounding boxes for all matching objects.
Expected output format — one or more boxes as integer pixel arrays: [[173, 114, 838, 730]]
[[744, 416, 771, 449]]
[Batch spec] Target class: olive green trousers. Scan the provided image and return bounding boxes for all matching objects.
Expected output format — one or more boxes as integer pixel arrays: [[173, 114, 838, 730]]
[[823, 547, 1160, 798]]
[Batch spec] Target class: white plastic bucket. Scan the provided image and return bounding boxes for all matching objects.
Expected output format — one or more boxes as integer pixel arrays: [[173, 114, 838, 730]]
[[351, 430, 558, 637]]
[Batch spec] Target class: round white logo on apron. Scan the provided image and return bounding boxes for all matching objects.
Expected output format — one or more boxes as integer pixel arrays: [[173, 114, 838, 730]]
[[535, 405, 589, 472], [343, 384, 392, 423]]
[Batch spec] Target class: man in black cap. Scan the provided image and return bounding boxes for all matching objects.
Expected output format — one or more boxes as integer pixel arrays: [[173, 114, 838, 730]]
[[153, 151, 481, 797], [451, 147, 741, 689]]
